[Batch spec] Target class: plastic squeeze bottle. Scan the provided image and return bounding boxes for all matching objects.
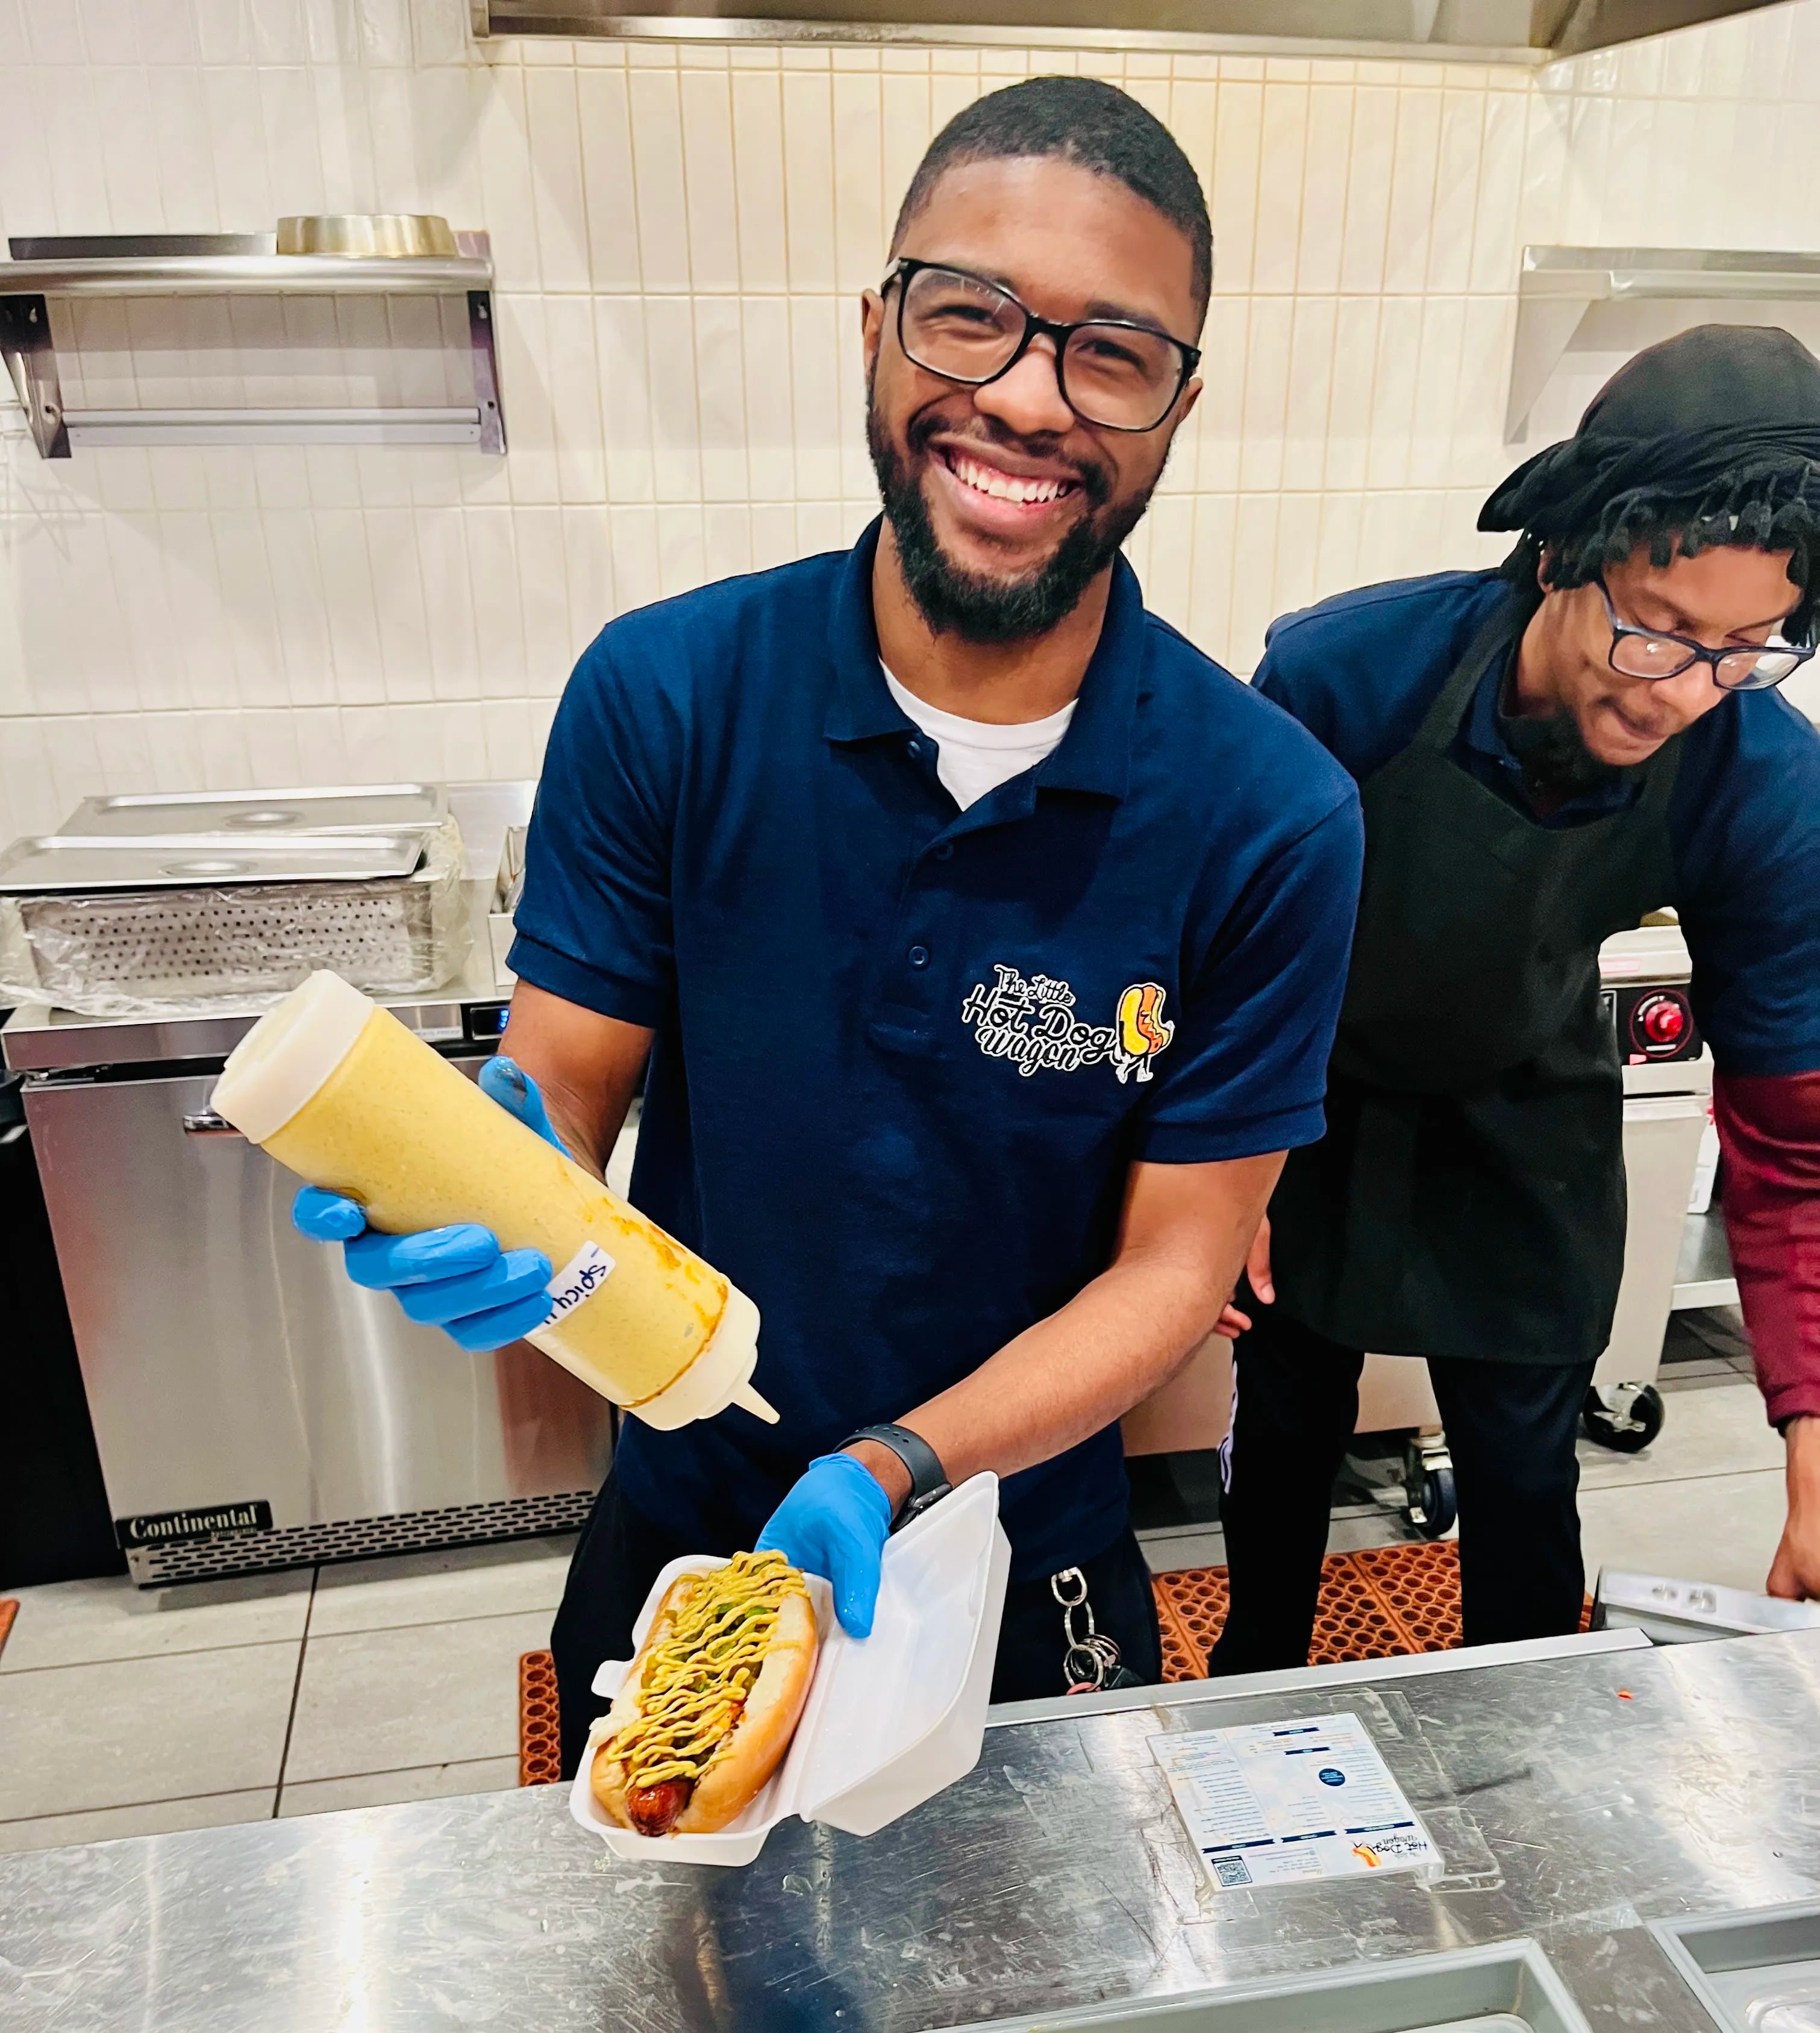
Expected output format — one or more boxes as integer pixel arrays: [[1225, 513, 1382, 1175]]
[[211, 970, 774, 1429]]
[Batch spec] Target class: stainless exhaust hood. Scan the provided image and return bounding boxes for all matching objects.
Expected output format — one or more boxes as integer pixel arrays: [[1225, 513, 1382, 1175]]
[[471, 0, 1784, 60]]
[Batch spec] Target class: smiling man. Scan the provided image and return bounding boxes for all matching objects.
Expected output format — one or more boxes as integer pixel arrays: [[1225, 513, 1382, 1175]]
[[295, 76, 1362, 1765], [1209, 325, 1820, 1673]]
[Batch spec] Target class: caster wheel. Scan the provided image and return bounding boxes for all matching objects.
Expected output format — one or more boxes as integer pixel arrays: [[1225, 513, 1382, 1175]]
[[1581, 1382, 1665, 1454], [1403, 1439, 1457, 1540]]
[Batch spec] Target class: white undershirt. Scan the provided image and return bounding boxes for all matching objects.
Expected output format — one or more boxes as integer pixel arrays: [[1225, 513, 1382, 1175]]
[[882, 666, 1077, 811]]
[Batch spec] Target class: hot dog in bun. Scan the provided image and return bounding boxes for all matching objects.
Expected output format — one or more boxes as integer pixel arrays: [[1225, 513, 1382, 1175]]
[[589, 1549, 819, 1837]]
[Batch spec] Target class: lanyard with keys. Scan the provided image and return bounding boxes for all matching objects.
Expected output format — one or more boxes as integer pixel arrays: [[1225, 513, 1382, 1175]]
[[1052, 1567, 1142, 1694]]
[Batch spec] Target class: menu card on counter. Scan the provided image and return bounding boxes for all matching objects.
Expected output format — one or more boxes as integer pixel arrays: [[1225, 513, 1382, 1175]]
[[1151, 1711, 1439, 1892]]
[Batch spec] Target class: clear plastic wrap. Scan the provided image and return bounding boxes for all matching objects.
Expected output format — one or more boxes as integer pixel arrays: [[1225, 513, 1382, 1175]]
[[0, 817, 470, 1019]]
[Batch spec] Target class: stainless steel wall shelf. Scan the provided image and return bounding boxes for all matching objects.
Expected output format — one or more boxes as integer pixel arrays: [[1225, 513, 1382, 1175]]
[[1507, 246, 1820, 442], [0, 232, 505, 458], [472, 0, 1781, 59]]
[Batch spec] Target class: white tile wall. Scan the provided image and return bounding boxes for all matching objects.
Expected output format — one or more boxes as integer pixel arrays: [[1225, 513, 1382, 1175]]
[[2, 0, 1818, 836]]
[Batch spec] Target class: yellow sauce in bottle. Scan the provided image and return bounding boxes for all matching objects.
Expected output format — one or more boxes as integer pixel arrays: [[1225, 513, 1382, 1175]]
[[213, 972, 769, 1426]]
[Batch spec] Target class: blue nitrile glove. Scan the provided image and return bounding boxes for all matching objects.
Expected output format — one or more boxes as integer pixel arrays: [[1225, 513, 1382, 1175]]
[[290, 1055, 566, 1354], [755, 1452, 893, 1639]]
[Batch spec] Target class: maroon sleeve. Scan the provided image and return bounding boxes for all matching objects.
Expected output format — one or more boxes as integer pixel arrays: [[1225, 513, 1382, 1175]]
[[1714, 1069, 1820, 1427]]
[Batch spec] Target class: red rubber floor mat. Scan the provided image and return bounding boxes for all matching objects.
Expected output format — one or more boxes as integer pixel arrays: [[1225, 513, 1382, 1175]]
[[519, 1649, 563, 1787]]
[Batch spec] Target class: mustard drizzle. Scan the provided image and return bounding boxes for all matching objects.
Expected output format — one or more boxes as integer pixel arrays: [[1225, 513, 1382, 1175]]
[[613, 1551, 807, 1791]]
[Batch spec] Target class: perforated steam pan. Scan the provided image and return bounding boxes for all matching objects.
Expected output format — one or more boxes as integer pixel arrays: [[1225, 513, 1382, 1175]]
[[0, 819, 468, 1009]]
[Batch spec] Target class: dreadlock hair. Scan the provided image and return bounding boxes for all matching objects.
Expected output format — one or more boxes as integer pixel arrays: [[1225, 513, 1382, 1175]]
[[1499, 479, 1820, 643], [1484, 328, 1820, 643], [890, 77, 1212, 321]]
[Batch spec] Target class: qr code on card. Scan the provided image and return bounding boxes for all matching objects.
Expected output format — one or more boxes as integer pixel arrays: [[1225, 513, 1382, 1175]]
[[1211, 1854, 1252, 1888]]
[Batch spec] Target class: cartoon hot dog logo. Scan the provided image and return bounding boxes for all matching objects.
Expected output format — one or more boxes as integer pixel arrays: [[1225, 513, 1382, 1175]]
[[1114, 981, 1175, 1084], [960, 965, 1175, 1085]]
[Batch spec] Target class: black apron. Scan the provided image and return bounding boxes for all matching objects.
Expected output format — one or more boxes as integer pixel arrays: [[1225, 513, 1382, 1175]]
[[1271, 596, 1682, 1365]]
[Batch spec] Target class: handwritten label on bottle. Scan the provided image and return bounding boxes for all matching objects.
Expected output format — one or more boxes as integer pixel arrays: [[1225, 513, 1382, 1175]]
[[546, 1240, 616, 1319]]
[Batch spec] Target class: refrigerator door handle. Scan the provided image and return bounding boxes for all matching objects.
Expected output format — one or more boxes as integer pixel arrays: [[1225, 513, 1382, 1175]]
[[180, 1110, 241, 1136]]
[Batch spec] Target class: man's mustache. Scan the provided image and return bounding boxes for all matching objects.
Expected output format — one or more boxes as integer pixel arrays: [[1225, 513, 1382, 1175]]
[[903, 412, 1114, 510]]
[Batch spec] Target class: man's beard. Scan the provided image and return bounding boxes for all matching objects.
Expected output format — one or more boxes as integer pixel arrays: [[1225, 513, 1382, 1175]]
[[1498, 687, 1626, 800], [866, 404, 1154, 645]]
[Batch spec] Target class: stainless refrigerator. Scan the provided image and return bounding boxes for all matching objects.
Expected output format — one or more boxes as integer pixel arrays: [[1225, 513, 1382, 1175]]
[[3, 784, 614, 1585]]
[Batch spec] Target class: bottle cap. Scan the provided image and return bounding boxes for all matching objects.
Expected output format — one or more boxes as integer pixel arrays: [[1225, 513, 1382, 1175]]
[[211, 971, 377, 1145]]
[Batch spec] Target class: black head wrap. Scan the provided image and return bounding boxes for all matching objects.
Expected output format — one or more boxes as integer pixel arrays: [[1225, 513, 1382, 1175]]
[[1480, 324, 1820, 639]]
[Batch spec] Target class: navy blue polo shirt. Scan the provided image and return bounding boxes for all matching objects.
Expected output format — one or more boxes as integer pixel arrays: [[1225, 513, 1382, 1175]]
[[510, 521, 1363, 1579], [1254, 568, 1820, 1077]]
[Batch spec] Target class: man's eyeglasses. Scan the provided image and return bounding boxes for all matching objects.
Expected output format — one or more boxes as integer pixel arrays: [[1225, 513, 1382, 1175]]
[[880, 257, 1200, 434], [1597, 577, 1813, 693]]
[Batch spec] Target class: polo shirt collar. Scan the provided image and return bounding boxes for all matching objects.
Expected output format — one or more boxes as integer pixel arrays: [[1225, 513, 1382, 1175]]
[[1460, 649, 1633, 818], [824, 514, 1145, 804]]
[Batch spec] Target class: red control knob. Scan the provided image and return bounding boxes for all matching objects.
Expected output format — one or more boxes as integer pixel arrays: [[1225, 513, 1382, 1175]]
[[1642, 998, 1686, 1046]]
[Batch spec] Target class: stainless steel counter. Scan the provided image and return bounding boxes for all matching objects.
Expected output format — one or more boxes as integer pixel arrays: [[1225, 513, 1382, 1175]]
[[6, 1626, 1820, 2031]]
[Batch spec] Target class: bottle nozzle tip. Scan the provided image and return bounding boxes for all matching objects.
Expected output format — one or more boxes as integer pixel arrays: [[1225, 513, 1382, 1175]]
[[731, 1381, 779, 1423]]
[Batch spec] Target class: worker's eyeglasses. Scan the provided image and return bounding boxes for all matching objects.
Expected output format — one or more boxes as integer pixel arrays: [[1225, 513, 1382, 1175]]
[[1596, 578, 1813, 693], [880, 257, 1200, 434]]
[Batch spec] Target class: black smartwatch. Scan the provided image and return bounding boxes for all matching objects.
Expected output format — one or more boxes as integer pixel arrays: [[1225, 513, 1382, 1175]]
[[841, 1423, 952, 1529]]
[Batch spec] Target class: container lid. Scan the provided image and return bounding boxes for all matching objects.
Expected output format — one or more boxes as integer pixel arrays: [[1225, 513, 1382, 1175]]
[[59, 784, 448, 837], [0, 831, 430, 893], [210, 970, 378, 1145], [571, 1473, 1010, 1866], [791, 1472, 1007, 1829]]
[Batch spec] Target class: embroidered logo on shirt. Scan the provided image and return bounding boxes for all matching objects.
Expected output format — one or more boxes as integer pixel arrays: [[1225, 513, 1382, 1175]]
[[960, 964, 1175, 1083]]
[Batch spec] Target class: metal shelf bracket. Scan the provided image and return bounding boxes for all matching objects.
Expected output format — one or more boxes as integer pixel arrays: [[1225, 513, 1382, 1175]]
[[1507, 245, 1820, 443], [0, 232, 506, 458], [0, 293, 69, 457]]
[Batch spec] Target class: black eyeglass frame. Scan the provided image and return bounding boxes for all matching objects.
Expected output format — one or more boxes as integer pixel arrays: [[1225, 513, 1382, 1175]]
[[880, 256, 1202, 434], [1595, 575, 1813, 693]]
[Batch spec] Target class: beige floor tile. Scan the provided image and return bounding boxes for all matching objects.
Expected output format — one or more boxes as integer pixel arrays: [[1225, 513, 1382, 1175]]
[[0, 1642, 300, 1821], [308, 1534, 575, 1637], [283, 1608, 551, 1784], [1139, 1525, 1226, 1574], [1577, 1379, 1783, 1492], [0, 1569, 313, 1674], [278, 1756, 519, 1818], [0, 1788, 274, 1858], [1580, 1468, 1788, 1596]]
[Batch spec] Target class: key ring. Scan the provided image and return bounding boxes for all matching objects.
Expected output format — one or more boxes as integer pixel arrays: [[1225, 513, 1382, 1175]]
[[1053, 1566, 1122, 1693], [1051, 1568, 1090, 1611]]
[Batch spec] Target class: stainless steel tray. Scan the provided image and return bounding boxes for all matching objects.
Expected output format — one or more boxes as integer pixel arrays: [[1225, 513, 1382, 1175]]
[[1655, 1901, 1820, 2031], [59, 783, 448, 836], [0, 831, 429, 893], [949, 1941, 1589, 2033]]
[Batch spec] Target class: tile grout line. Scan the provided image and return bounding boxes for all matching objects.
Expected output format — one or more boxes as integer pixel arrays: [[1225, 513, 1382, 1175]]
[[0, 1631, 313, 1678], [272, 1566, 319, 1819], [0, 1784, 278, 1832]]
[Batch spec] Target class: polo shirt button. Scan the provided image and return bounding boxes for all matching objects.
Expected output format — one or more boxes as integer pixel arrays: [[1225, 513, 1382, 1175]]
[[933, 841, 954, 861], [906, 739, 924, 759], [907, 945, 930, 969]]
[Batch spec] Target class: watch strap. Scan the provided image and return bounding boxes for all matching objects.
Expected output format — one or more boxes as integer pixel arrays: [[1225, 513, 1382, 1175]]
[[841, 1422, 952, 1529]]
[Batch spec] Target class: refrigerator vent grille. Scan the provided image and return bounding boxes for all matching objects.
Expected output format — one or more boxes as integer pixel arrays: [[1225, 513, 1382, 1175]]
[[124, 1488, 595, 1584]]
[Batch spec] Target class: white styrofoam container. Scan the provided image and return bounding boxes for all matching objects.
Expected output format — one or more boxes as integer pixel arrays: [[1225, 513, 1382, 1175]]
[[569, 1471, 1010, 1867]]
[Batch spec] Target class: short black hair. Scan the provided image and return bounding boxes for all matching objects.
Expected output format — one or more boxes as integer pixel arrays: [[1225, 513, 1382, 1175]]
[[890, 76, 1212, 321]]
